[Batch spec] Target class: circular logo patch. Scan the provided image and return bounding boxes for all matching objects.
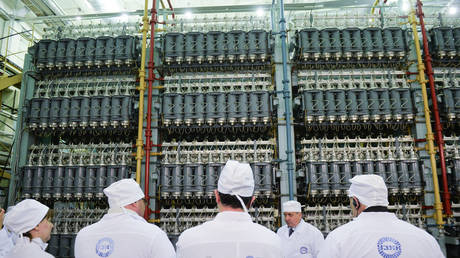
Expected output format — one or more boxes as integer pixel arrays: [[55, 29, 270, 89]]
[[300, 246, 308, 254], [377, 237, 402, 258], [96, 237, 114, 257]]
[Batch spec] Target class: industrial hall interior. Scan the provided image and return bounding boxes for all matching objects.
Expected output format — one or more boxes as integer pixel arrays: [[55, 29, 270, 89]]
[[0, 0, 459, 257]]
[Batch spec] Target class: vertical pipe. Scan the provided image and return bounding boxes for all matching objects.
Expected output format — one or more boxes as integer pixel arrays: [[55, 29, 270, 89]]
[[279, 0, 295, 200], [143, 0, 158, 219], [416, 0, 452, 216], [408, 10, 444, 227], [136, 0, 149, 184]]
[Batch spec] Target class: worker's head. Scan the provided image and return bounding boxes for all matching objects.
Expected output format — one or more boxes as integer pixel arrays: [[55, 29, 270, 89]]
[[215, 160, 255, 212], [4, 199, 53, 242], [282, 200, 302, 228], [347, 175, 389, 217], [104, 178, 146, 217]]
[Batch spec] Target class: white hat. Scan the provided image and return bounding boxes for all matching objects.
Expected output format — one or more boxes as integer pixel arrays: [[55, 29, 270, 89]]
[[218, 160, 254, 197], [218, 160, 254, 212], [103, 178, 144, 208], [347, 175, 389, 207], [4, 199, 49, 235], [282, 200, 302, 212]]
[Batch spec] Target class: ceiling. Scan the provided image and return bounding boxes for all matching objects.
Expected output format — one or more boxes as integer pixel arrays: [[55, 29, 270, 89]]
[[7, 0, 459, 19]]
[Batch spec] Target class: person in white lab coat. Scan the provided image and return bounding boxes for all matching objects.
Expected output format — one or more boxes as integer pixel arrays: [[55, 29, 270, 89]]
[[318, 174, 445, 258], [74, 178, 175, 258], [3, 199, 54, 258], [277, 201, 324, 258], [176, 160, 283, 258], [0, 208, 15, 258]]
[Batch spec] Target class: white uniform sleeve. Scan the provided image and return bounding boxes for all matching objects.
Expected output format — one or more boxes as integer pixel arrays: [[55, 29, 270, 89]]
[[150, 231, 175, 258], [74, 232, 83, 258], [175, 234, 185, 258], [427, 234, 445, 258], [312, 229, 325, 258], [317, 233, 341, 258], [0, 227, 14, 258]]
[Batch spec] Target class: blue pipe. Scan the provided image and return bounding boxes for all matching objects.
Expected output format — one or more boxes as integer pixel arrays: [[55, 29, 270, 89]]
[[278, 0, 295, 200]]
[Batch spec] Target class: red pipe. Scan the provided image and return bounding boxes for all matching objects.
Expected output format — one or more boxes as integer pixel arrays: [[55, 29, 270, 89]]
[[144, 0, 158, 220], [416, 0, 452, 216]]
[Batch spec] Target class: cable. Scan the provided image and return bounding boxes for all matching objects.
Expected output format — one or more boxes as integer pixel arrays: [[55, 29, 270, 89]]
[[0, 30, 32, 41]]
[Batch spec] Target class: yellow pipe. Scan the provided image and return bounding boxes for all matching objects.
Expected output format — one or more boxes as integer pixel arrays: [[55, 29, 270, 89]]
[[136, 0, 150, 183], [150, 152, 162, 156], [371, 0, 380, 15], [408, 10, 444, 228]]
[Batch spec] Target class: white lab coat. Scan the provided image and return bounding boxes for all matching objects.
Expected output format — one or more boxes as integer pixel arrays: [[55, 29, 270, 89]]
[[277, 219, 324, 258], [0, 228, 15, 258], [176, 211, 284, 258], [5, 237, 53, 258], [74, 209, 175, 258], [318, 212, 444, 258]]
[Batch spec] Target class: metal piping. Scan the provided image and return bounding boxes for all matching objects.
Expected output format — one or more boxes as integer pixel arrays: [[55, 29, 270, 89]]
[[136, 0, 149, 184], [408, 10, 444, 228], [278, 0, 295, 200], [416, 0, 452, 216], [144, 0, 160, 220]]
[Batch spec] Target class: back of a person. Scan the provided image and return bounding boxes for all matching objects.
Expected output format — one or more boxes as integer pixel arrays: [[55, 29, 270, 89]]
[[322, 212, 444, 258], [75, 213, 167, 258], [177, 212, 283, 258]]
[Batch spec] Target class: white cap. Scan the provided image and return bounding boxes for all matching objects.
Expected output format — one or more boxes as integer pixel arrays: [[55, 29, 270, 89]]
[[218, 160, 254, 197], [218, 160, 254, 213], [347, 175, 389, 207], [103, 178, 144, 208], [4, 199, 49, 235], [282, 200, 302, 212]]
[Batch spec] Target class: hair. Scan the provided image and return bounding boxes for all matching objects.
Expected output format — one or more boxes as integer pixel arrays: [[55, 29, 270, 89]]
[[218, 192, 252, 209], [22, 209, 53, 239]]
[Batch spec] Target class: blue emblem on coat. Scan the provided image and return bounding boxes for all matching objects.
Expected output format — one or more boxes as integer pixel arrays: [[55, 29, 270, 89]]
[[377, 237, 402, 258], [300, 246, 308, 254], [96, 237, 114, 257]]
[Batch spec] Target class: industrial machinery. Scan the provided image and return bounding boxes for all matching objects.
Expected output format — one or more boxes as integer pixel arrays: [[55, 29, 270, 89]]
[[5, 1, 460, 257]]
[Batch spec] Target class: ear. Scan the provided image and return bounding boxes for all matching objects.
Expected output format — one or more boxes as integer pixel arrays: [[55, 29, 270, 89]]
[[214, 190, 220, 204], [249, 196, 256, 208]]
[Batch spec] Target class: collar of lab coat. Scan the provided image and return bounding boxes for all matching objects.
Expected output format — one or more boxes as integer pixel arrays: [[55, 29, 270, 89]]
[[291, 219, 306, 232], [15, 237, 48, 250], [214, 211, 252, 222], [31, 237, 48, 250], [355, 211, 396, 221], [104, 208, 146, 222]]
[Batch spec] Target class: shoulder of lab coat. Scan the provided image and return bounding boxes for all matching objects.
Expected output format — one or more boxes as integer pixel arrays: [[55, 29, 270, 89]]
[[75, 212, 175, 258], [318, 212, 444, 258], [176, 211, 282, 256], [0, 227, 14, 258], [5, 237, 54, 258]]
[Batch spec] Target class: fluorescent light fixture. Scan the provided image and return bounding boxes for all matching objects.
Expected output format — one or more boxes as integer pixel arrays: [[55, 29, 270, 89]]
[[76, 16, 82, 21], [401, 1, 410, 12], [256, 8, 264, 17], [449, 6, 457, 15], [185, 11, 193, 19]]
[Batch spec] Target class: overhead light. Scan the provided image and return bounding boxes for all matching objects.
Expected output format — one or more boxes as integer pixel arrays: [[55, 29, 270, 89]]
[[76, 16, 82, 21], [401, 1, 410, 12], [449, 6, 457, 15], [185, 11, 193, 19], [256, 8, 264, 17], [119, 14, 128, 22]]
